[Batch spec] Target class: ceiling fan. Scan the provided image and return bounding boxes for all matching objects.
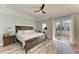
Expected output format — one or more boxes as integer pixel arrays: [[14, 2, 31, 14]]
[[34, 4, 46, 14]]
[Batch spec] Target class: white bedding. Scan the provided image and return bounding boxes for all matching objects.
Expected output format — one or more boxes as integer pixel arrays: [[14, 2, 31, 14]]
[[16, 31, 45, 47]]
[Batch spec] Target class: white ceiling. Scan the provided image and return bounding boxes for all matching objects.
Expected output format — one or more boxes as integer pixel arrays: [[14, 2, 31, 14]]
[[1, 4, 79, 20]]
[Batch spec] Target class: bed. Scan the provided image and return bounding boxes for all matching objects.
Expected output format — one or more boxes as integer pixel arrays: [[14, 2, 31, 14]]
[[15, 26, 45, 53]]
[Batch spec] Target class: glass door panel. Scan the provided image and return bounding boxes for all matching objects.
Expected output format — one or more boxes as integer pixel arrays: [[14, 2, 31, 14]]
[[54, 18, 71, 41], [62, 20, 71, 40], [55, 20, 62, 39]]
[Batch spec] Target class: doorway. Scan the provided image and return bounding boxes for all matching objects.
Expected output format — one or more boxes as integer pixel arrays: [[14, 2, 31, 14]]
[[53, 17, 73, 43]]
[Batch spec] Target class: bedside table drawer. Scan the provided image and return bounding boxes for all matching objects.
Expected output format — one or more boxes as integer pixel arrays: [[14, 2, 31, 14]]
[[3, 35, 16, 46]]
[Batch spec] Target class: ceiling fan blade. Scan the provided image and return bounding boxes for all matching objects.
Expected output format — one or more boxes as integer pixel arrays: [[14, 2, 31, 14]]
[[34, 10, 40, 12], [42, 11, 46, 14], [34, 4, 46, 14], [40, 4, 45, 10]]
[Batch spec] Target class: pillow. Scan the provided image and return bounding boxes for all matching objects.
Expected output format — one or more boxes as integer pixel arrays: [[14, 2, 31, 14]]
[[29, 30, 35, 33], [17, 30, 25, 35], [17, 30, 35, 35], [24, 30, 35, 34]]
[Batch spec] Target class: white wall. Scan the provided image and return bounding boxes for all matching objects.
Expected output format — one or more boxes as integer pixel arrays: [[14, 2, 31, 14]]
[[0, 11, 37, 46], [37, 18, 52, 38]]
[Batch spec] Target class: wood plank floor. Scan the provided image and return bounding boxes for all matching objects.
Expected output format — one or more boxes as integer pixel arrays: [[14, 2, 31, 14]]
[[0, 39, 79, 54]]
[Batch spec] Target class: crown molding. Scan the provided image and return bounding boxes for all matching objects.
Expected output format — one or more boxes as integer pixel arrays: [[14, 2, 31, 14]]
[[0, 8, 36, 21]]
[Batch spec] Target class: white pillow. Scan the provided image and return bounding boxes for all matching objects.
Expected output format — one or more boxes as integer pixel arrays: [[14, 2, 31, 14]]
[[24, 30, 35, 34], [17, 30, 25, 35]]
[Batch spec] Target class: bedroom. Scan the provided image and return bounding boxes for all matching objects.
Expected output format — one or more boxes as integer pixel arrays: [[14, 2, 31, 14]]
[[0, 4, 79, 54]]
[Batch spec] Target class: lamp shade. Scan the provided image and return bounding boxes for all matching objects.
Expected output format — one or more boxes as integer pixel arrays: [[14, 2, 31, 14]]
[[7, 27, 11, 32]]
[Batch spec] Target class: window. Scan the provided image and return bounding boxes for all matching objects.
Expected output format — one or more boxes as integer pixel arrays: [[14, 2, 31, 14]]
[[42, 23, 47, 33], [42, 23, 46, 30]]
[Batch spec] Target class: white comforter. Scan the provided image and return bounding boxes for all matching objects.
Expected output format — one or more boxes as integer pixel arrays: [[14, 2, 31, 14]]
[[16, 32, 45, 47]]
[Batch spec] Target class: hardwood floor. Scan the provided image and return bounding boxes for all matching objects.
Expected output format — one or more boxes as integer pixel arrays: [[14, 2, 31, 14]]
[[0, 39, 79, 54]]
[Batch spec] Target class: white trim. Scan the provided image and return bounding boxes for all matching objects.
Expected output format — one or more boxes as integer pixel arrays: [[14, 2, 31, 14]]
[[70, 15, 76, 44]]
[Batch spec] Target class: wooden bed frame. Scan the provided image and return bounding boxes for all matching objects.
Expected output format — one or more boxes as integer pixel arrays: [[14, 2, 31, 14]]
[[15, 26, 45, 53]]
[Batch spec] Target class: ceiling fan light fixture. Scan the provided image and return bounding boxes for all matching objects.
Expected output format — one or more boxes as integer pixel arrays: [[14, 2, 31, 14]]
[[34, 4, 46, 14], [40, 11, 42, 13]]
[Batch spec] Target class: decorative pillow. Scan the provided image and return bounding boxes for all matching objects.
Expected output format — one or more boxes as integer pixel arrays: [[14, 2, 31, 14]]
[[24, 30, 35, 34], [17, 30, 25, 35]]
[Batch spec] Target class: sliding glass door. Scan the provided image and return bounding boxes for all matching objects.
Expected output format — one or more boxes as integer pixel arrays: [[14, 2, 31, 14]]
[[54, 17, 72, 42]]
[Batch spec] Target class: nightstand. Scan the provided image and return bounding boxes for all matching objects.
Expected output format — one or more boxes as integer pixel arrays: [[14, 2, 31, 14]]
[[3, 35, 16, 46]]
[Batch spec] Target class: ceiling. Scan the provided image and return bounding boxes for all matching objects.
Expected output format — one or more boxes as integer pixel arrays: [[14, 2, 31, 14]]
[[1, 4, 79, 20]]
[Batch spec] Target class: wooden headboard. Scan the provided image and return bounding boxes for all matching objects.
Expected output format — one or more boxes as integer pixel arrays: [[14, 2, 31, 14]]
[[15, 26, 33, 33]]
